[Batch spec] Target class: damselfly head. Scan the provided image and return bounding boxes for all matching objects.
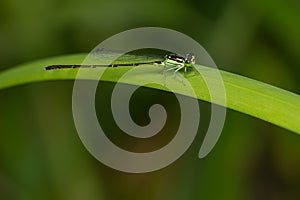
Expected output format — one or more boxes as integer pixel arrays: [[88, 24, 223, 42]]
[[185, 53, 195, 64]]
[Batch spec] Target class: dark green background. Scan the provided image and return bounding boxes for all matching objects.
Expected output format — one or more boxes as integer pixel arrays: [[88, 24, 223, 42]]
[[0, 0, 300, 199]]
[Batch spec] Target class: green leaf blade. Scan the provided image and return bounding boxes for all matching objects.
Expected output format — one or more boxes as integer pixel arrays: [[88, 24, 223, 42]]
[[0, 54, 299, 134]]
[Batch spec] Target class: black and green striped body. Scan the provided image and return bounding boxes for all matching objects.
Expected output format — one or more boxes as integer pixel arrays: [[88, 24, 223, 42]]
[[45, 51, 196, 74]]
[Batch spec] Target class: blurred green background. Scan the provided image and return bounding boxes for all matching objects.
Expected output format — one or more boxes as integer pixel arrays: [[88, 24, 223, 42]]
[[0, 0, 300, 199]]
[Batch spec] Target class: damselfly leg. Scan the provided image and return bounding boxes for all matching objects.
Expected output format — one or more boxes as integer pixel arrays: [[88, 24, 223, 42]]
[[162, 53, 196, 85]]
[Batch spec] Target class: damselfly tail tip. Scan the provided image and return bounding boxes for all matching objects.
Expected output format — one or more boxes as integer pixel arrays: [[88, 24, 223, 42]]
[[45, 65, 79, 70], [45, 65, 57, 70]]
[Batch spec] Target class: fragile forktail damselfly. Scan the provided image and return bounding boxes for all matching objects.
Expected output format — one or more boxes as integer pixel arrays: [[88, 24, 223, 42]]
[[45, 49, 196, 76]]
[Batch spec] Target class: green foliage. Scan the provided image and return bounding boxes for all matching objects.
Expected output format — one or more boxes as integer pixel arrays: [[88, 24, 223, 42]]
[[1, 54, 299, 134]]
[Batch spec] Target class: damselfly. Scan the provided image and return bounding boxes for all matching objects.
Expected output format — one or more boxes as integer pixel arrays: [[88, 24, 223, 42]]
[[45, 49, 196, 77]]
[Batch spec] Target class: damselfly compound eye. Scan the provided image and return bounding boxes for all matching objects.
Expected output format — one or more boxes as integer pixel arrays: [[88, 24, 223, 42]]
[[185, 53, 195, 64]]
